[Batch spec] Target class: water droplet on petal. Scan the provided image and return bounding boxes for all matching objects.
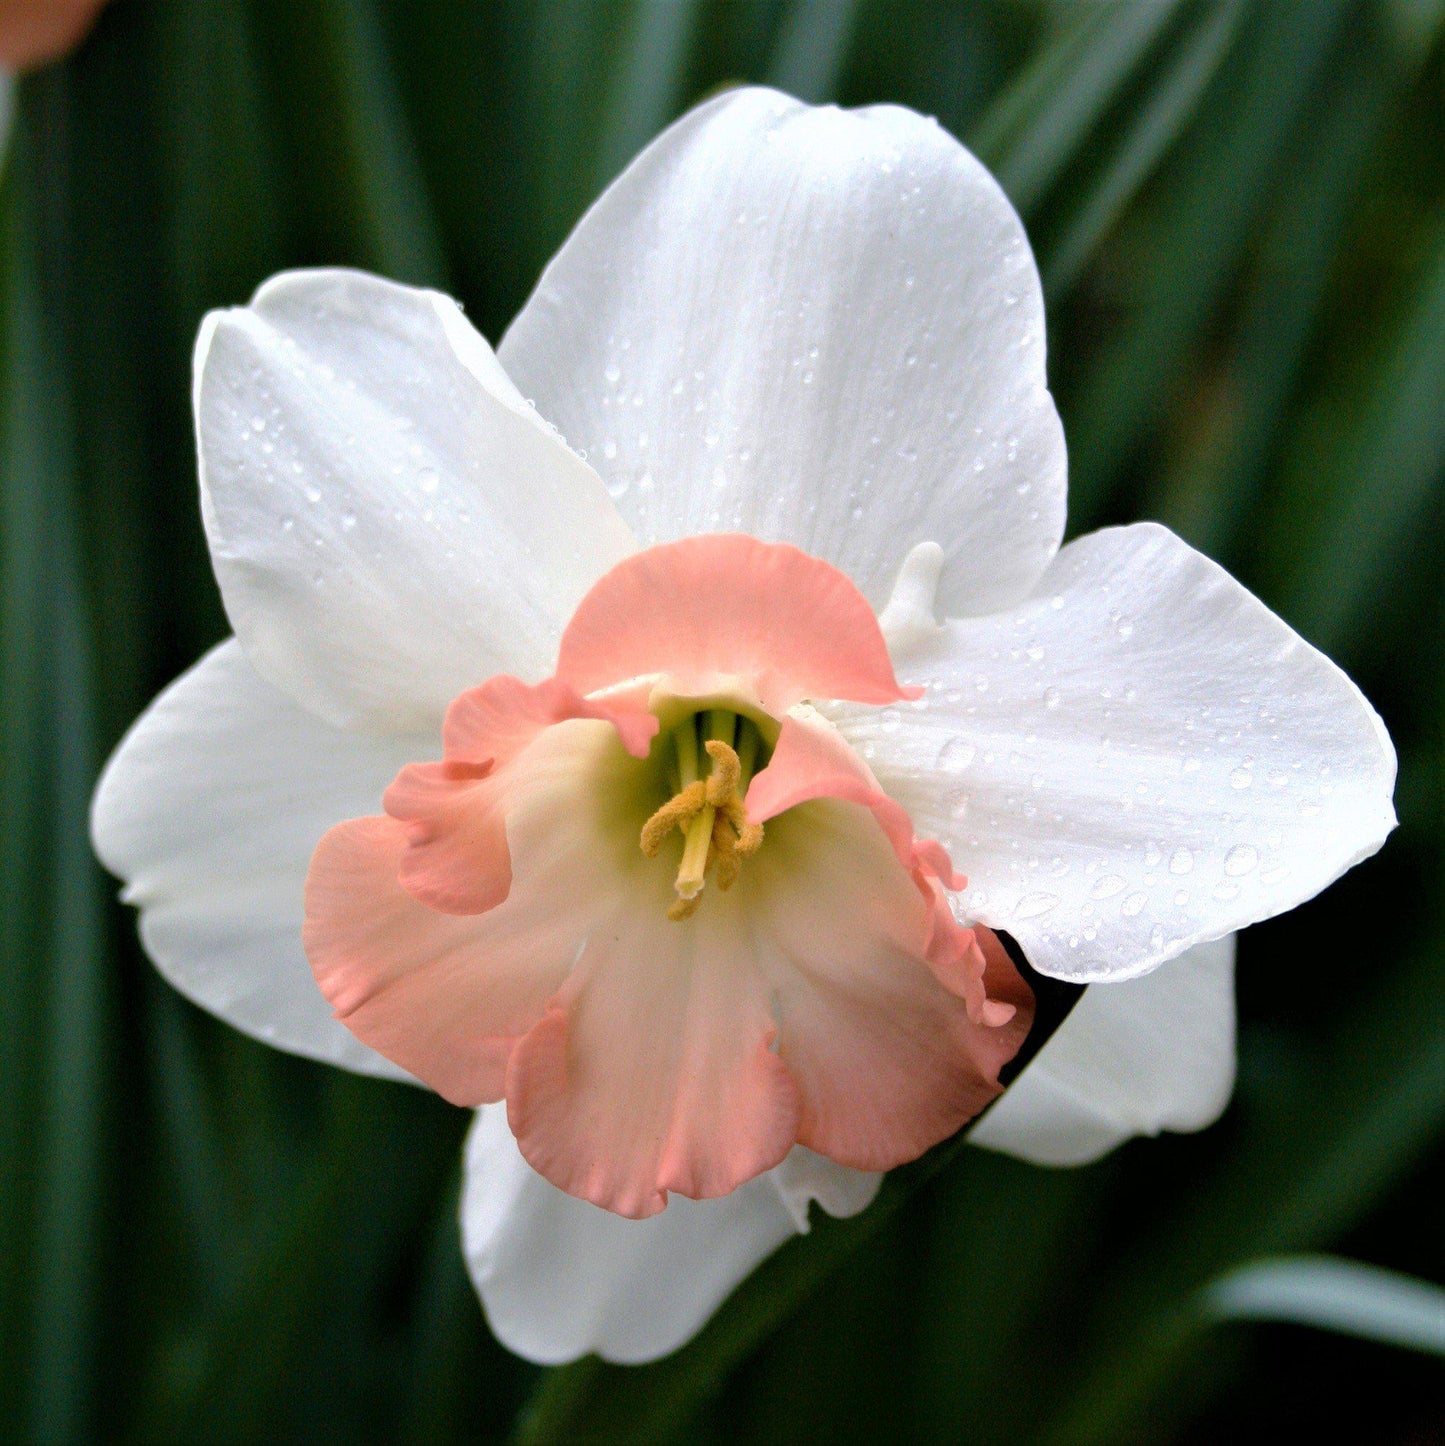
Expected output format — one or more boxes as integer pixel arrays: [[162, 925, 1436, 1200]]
[[417, 468, 440, 495], [935, 737, 976, 772], [1091, 874, 1126, 899], [1169, 848, 1194, 875], [1014, 892, 1059, 920], [1224, 845, 1258, 877], [1122, 892, 1147, 916]]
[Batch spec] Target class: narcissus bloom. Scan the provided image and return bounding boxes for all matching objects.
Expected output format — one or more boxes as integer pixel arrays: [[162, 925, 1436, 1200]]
[[92, 88, 1395, 1363]]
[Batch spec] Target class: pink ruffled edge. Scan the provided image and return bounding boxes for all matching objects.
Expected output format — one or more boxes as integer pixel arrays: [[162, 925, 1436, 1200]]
[[747, 712, 1014, 1027], [383, 674, 657, 914]]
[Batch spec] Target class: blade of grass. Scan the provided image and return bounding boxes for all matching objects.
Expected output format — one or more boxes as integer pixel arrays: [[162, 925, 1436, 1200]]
[[1154, 18, 1398, 556], [590, 0, 705, 193], [1063, 0, 1351, 528], [0, 75, 110, 1444], [971, 0, 1188, 217], [1042, 0, 1244, 300], [765, 0, 864, 105], [1036, 918, 1445, 1443], [1200, 1255, 1445, 1356], [1280, 213, 1445, 655]]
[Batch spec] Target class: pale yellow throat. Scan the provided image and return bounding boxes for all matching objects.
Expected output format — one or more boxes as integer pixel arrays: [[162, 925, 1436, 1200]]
[[639, 710, 765, 920]]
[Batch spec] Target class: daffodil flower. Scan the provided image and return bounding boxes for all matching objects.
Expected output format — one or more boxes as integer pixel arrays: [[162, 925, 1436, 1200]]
[[91, 88, 1396, 1365]]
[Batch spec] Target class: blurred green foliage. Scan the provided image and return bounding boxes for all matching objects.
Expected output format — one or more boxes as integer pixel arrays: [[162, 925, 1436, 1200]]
[[1, 0, 1441, 1441]]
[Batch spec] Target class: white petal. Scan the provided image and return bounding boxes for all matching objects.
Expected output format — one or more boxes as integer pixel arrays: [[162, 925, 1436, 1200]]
[[837, 523, 1396, 982], [969, 934, 1236, 1165], [195, 268, 635, 732], [500, 87, 1065, 616], [91, 640, 428, 1080], [460, 1106, 879, 1365]]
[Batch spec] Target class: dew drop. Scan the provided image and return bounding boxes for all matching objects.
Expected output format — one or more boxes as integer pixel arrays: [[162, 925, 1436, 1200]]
[[1169, 848, 1194, 875], [1122, 892, 1147, 916], [935, 737, 976, 772], [1213, 880, 1241, 901], [1229, 767, 1253, 790], [1224, 845, 1258, 877], [1149, 926, 1165, 950], [1091, 874, 1126, 899], [340, 511, 357, 531], [1043, 686, 1062, 710], [417, 468, 440, 495], [1014, 892, 1060, 920], [249, 415, 267, 432]]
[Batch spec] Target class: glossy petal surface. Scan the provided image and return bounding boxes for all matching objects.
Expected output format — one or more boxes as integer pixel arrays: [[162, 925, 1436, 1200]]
[[91, 641, 423, 1080], [836, 524, 1396, 982], [196, 268, 635, 731], [970, 934, 1236, 1164], [461, 1107, 879, 1364], [501, 87, 1064, 616]]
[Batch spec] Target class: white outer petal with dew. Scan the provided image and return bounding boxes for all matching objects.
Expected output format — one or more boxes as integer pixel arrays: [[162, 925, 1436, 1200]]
[[500, 86, 1065, 618], [969, 934, 1237, 1165], [195, 267, 636, 733], [838, 523, 1396, 983], [91, 640, 424, 1080], [461, 1105, 880, 1365]]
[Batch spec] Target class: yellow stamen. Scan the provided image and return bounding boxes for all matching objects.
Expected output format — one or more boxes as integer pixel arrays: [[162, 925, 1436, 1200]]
[[637, 711, 768, 919], [703, 738, 740, 805], [639, 780, 707, 856], [711, 813, 741, 891]]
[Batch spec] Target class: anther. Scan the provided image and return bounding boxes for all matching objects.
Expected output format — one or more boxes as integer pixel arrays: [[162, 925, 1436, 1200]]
[[639, 714, 767, 919]]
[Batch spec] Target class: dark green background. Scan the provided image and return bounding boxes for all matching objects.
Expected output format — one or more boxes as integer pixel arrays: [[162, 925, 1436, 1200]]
[[2, 1, 1441, 1440]]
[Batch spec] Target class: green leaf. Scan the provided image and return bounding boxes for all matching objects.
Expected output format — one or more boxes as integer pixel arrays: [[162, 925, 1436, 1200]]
[[1153, 16, 1398, 558], [1278, 213, 1445, 655], [1062, 0, 1352, 528], [0, 76, 110, 1444], [1041, 0, 1244, 300], [766, 0, 864, 104], [1201, 1255, 1445, 1357], [971, 0, 1189, 217], [1036, 917, 1445, 1442]]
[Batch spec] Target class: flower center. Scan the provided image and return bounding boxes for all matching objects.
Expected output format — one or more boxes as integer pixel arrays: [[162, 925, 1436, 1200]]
[[640, 709, 766, 920]]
